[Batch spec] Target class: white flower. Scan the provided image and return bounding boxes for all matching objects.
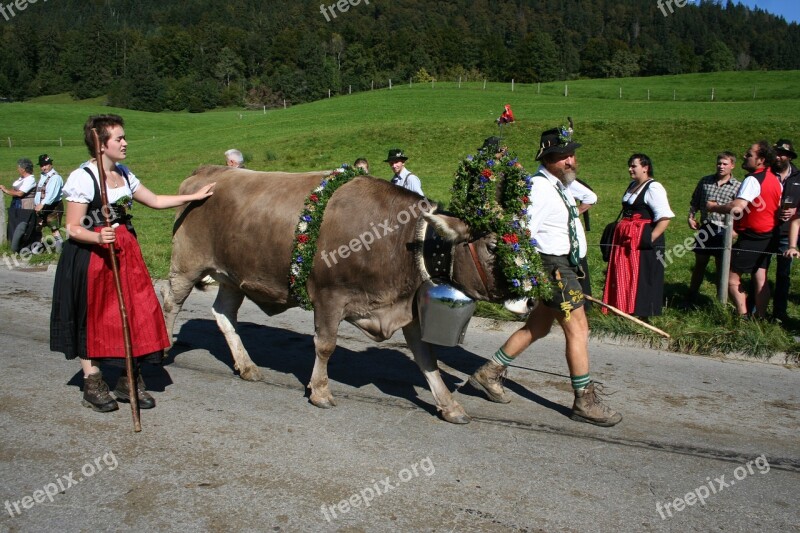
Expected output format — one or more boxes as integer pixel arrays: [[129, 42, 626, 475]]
[[298, 222, 308, 232], [291, 264, 301, 275], [523, 280, 532, 291], [514, 255, 525, 267], [313, 186, 324, 193]]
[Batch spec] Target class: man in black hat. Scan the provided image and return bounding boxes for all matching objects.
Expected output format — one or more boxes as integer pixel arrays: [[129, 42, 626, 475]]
[[34, 154, 64, 246], [469, 127, 622, 427], [385, 148, 424, 196], [772, 139, 800, 323]]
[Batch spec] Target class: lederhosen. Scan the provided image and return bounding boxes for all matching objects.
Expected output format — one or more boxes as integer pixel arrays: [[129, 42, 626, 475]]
[[36, 171, 64, 229]]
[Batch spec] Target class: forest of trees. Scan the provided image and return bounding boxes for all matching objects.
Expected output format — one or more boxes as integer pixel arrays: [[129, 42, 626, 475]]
[[1, 0, 798, 112]]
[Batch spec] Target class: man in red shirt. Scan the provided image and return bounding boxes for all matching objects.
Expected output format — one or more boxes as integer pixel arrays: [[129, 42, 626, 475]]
[[708, 141, 780, 318]]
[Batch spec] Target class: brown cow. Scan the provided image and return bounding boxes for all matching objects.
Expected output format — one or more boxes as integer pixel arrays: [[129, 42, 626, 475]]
[[162, 165, 506, 423]]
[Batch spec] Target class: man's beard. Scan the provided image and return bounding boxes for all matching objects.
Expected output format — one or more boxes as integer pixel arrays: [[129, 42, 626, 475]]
[[774, 159, 790, 173], [559, 170, 577, 186]]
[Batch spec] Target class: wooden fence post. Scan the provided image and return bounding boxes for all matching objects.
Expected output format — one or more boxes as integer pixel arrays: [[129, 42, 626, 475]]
[[718, 214, 733, 305]]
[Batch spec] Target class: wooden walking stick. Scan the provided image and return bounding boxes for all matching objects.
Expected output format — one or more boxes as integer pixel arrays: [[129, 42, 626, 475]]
[[92, 128, 141, 432], [585, 295, 671, 339]]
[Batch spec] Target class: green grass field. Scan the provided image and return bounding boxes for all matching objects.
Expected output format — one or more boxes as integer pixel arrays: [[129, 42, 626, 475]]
[[2, 71, 800, 357]]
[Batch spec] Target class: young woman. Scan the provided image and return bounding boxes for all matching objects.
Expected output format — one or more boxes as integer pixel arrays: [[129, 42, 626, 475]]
[[50, 114, 214, 412], [602, 154, 674, 318]]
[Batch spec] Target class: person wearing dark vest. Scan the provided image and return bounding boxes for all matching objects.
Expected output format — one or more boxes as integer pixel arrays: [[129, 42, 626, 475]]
[[1, 158, 38, 251], [770, 139, 800, 323], [603, 154, 674, 318], [469, 127, 622, 427], [708, 141, 780, 318], [50, 114, 215, 413]]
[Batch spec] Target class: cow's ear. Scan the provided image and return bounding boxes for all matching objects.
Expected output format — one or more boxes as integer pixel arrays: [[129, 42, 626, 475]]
[[422, 212, 464, 242]]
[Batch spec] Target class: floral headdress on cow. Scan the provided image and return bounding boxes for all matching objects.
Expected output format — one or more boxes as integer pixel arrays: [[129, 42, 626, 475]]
[[450, 139, 551, 301]]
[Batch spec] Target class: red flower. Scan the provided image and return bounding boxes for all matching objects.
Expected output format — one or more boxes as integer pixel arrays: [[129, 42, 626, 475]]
[[481, 169, 493, 178], [297, 234, 309, 243], [522, 196, 529, 203], [309, 194, 319, 203], [502, 233, 518, 244]]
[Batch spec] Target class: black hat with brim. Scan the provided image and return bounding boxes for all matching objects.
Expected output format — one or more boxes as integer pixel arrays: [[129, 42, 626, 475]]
[[775, 139, 797, 160], [535, 128, 581, 161], [384, 148, 408, 162], [38, 154, 53, 166]]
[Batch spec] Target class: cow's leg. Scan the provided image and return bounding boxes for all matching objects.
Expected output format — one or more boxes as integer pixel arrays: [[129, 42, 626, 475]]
[[211, 284, 263, 381], [161, 272, 195, 343], [308, 312, 339, 408], [402, 318, 470, 424]]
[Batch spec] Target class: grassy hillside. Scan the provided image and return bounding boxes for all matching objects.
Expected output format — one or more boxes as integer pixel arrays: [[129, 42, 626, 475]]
[[2, 71, 800, 356]]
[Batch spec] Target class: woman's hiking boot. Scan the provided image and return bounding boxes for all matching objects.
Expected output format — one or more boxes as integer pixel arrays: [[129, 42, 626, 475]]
[[571, 382, 622, 427], [115, 370, 155, 409], [468, 360, 512, 403], [82, 371, 119, 412]]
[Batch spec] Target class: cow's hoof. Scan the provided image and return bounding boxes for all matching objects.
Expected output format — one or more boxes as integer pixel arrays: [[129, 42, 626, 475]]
[[440, 404, 471, 425], [309, 391, 337, 409], [238, 365, 263, 381]]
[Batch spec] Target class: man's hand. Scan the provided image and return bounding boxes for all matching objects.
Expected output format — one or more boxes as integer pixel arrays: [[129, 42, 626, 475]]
[[688, 216, 698, 230], [780, 207, 796, 222], [35, 203, 43, 212]]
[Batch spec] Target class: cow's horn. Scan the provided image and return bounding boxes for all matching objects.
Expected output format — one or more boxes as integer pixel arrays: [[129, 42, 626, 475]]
[[422, 212, 459, 242]]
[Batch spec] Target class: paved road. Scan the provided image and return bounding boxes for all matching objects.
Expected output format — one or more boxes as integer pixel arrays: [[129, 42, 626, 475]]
[[0, 267, 798, 532]]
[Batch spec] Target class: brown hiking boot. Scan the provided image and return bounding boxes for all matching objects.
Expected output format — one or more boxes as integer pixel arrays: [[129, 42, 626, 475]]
[[82, 371, 119, 412], [571, 382, 622, 427], [115, 372, 155, 409], [469, 360, 512, 403]]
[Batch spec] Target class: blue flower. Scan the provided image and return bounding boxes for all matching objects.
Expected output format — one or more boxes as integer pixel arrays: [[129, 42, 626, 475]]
[[531, 277, 538, 286], [530, 238, 538, 247], [512, 243, 520, 252], [466, 155, 473, 161], [507, 158, 518, 167], [341, 163, 349, 168], [477, 209, 483, 216], [296, 256, 303, 263], [511, 220, 520, 229], [303, 215, 313, 222], [512, 279, 521, 287], [487, 160, 495, 167], [319, 180, 328, 188]]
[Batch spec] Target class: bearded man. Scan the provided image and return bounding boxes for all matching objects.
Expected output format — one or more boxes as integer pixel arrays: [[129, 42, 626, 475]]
[[771, 139, 800, 323], [469, 127, 622, 427]]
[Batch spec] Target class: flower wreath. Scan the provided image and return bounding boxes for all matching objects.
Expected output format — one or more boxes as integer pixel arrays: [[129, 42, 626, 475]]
[[288, 164, 365, 310], [449, 146, 551, 301]]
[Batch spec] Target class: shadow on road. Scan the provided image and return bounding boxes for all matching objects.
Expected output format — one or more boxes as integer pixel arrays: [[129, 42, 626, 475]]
[[165, 318, 573, 419]]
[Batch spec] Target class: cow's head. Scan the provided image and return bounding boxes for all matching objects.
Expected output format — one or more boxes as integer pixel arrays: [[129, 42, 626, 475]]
[[422, 212, 508, 302]]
